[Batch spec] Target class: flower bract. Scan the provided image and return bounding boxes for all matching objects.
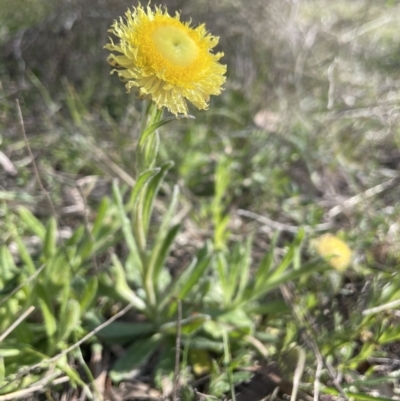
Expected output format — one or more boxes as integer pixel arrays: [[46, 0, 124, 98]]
[[105, 4, 226, 116]]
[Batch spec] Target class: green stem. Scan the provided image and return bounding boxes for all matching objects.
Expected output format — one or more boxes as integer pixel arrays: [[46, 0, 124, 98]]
[[136, 103, 162, 176], [134, 102, 163, 314]]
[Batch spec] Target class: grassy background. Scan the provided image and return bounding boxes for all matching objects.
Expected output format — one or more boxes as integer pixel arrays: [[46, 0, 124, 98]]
[[1, 0, 400, 400]]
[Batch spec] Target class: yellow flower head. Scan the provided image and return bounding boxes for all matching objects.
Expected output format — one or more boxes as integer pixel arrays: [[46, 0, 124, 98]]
[[314, 234, 352, 272], [105, 4, 227, 116]]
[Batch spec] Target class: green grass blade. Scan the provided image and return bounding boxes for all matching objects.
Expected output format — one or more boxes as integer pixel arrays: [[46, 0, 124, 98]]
[[18, 206, 46, 240]]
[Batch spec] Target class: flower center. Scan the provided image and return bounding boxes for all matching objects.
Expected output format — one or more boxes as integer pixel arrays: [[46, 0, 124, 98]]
[[152, 25, 199, 66]]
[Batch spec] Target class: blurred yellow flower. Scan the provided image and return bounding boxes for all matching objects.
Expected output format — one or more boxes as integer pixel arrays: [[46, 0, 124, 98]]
[[314, 233, 352, 271], [105, 4, 226, 116]]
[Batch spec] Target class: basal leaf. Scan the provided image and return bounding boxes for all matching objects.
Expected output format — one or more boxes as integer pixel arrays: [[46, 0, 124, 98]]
[[110, 335, 163, 383]]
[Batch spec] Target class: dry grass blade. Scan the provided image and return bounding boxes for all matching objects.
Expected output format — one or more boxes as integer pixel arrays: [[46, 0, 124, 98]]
[[0, 306, 35, 342], [291, 346, 306, 401], [0, 376, 70, 401]]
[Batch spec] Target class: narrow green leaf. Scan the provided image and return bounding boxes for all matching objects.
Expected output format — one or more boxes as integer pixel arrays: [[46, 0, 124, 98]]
[[267, 229, 304, 282], [60, 299, 81, 342], [36, 284, 57, 342], [254, 231, 280, 289], [91, 222, 122, 257], [266, 244, 295, 283], [66, 225, 85, 247], [216, 252, 229, 296], [0, 348, 21, 357], [150, 223, 181, 287], [247, 259, 322, 302], [58, 362, 89, 392], [48, 253, 72, 287], [218, 308, 254, 331], [99, 255, 146, 311], [160, 249, 212, 314], [76, 198, 118, 261], [18, 206, 46, 240], [245, 300, 289, 315], [176, 254, 212, 302], [223, 246, 240, 303], [160, 314, 210, 335], [344, 393, 394, 401], [182, 336, 224, 352], [378, 325, 400, 344], [79, 277, 98, 313], [0, 356, 5, 382], [58, 278, 71, 334], [0, 245, 18, 281], [137, 127, 160, 171], [222, 329, 235, 401], [43, 217, 57, 259], [13, 230, 35, 275], [112, 181, 142, 271], [92, 197, 111, 238], [214, 213, 230, 250], [75, 236, 93, 262], [127, 168, 160, 211], [232, 238, 252, 305], [139, 115, 175, 148], [95, 321, 156, 345], [293, 228, 305, 270], [156, 184, 179, 240], [142, 161, 174, 233]]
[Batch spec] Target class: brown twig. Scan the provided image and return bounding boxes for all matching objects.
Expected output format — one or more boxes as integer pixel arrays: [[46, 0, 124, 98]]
[[0, 376, 70, 401], [0, 306, 35, 342], [16, 99, 58, 223]]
